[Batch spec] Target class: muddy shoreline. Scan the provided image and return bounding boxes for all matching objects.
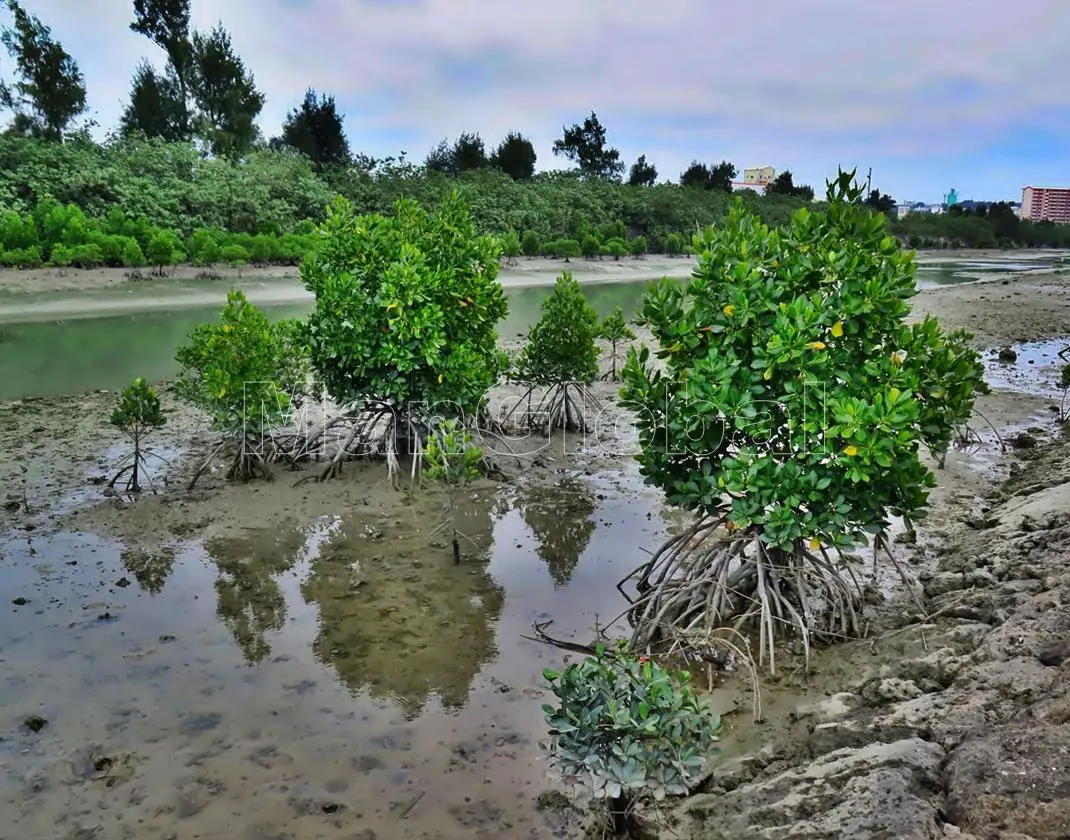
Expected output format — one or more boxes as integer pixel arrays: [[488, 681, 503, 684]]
[[1, 270, 1069, 839], [1, 249, 1066, 325], [0, 256, 697, 322]]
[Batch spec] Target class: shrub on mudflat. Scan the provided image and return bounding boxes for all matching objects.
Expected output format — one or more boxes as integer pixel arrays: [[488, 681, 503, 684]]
[[175, 290, 307, 485], [299, 191, 509, 475], [619, 169, 987, 668]]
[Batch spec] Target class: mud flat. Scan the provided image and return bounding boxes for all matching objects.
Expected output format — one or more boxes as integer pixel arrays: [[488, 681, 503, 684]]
[[0, 270, 1069, 839], [0, 255, 697, 306]]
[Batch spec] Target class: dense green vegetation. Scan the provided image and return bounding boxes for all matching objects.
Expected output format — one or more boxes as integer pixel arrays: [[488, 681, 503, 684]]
[[619, 170, 986, 672], [541, 642, 722, 835], [0, 131, 1063, 272], [1, 0, 1060, 275]]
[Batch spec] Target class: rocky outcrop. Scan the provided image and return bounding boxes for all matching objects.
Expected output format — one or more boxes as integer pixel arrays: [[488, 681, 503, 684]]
[[945, 724, 1070, 839], [679, 448, 1070, 840], [683, 739, 945, 839]]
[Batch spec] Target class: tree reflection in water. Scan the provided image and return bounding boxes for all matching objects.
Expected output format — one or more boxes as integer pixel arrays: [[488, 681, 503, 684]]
[[121, 546, 177, 594], [301, 489, 505, 719], [203, 525, 307, 664], [517, 477, 598, 588]]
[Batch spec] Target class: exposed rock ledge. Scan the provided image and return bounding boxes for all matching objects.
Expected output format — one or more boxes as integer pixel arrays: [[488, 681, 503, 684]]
[[674, 441, 1070, 840]]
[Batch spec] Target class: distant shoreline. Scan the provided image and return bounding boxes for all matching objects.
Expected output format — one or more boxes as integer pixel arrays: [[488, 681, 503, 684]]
[[0, 250, 1065, 325]]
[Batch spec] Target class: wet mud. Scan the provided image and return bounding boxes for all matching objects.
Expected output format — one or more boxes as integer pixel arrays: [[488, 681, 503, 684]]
[[1, 270, 1069, 839]]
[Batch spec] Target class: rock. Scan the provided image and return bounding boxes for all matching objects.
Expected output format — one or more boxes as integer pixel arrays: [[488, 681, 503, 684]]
[[944, 723, 1070, 839], [898, 650, 964, 688], [998, 347, 1018, 363], [12, 597, 29, 606], [804, 719, 873, 756], [682, 738, 945, 839], [1037, 638, 1070, 667], [791, 692, 859, 723], [861, 678, 924, 706], [926, 572, 968, 597], [940, 827, 985, 840], [926, 570, 997, 598], [1009, 432, 1038, 450]]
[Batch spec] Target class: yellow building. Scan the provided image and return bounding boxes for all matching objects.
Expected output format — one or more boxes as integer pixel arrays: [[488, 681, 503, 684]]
[[743, 166, 775, 187]]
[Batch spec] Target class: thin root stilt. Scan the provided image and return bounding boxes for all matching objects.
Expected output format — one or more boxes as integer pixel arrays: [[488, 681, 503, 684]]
[[618, 519, 867, 674]]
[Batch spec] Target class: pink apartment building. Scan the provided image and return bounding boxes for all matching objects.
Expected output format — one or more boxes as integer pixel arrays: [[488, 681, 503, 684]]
[[1020, 186, 1070, 223]]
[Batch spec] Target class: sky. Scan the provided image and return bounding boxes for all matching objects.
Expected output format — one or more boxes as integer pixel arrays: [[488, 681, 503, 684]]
[[4, 0, 1070, 204]]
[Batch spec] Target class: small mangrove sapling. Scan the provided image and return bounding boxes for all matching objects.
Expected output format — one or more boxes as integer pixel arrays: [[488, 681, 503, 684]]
[[508, 272, 603, 433], [175, 290, 308, 488], [598, 306, 637, 381], [541, 643, 721, 837], [422, 420, 483, 564], [109, 377, 167, 493]]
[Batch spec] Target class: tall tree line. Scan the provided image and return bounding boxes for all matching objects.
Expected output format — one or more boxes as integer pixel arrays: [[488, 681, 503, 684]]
[[0, 3, 825, 199]]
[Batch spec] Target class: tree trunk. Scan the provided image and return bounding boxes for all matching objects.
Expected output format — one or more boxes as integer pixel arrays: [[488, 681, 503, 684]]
[[608, 794, 632, 836], [131, 431, 141, 492]]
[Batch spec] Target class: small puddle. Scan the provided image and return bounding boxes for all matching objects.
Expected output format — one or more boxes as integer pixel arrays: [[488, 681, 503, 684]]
[[983, 338, 1068, 399]]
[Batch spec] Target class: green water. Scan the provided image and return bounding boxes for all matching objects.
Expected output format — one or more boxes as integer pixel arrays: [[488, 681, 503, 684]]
[[0, 280, 654, 400], [1, 252, 1065, 401]]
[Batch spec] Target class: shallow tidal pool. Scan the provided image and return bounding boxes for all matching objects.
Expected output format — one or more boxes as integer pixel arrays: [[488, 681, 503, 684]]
[[0, 467, 771, 840]]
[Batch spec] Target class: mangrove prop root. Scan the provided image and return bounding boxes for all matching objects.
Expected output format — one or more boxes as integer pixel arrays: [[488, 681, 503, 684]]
[[505, 381, 605, 435], [188, 436, 273, 490], [618, 522, 865, 674]]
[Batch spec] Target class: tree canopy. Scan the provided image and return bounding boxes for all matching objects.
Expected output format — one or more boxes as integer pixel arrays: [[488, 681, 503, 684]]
[[680, 160, 736, 191], [0, 0, 87, 140], [552, 111, 624, 181], [489, 132, 536, 180], [129, 0, 192, 137], [272, 88, 349, 169], [766, 170, 815, 201], [628, 154, 657, 187]]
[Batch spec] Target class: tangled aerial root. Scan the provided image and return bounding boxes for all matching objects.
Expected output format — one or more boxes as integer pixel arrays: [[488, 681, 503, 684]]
[[187, 435, 273, 490], [276, 404, 519, 486], [185, 403, 525, 491], [616, 514, 867, 674], [502, 381, 604, 434]]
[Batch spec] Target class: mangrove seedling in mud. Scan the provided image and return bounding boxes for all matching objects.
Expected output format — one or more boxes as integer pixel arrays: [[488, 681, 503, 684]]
[[175, 290, 310, 488], [541, 642, 721, 837], [299, 191, 511, 482], [507, 272, 603, 433], [618, 168, 986, 673], [598, 306, 637, 382], [108, 377, 167, 493], [422, 419, 483, 564]]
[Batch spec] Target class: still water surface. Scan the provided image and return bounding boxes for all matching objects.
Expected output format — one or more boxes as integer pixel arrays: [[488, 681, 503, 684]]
[[0, 252, 1063, 400], [0, 467, 777, 839]]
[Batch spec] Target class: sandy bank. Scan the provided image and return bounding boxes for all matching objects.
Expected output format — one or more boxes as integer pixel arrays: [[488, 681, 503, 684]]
[[1, 250, 1066, 325], [0, 256, 695, 323]]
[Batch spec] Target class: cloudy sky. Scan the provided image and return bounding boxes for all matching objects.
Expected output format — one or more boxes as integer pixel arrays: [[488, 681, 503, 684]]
[[5, 0, 1070, 203]]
